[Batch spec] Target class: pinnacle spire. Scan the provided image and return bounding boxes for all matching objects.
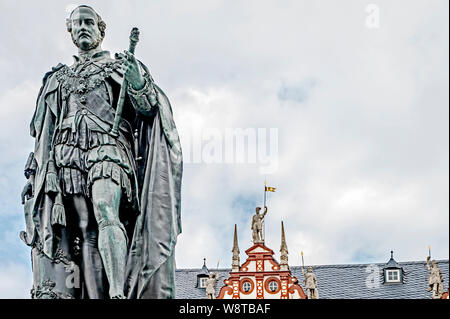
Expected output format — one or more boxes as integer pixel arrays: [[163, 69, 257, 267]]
[[279, 221, 289, 270], [232, 224, 240, 272], [232, 224, 240, 254]]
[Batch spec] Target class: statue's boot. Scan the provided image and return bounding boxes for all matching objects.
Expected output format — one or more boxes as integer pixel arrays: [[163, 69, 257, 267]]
[[68, 195, 107, 299], [81, 235, 107, 298], [97, 221, 128, 299], [91, 178, 128, 299]]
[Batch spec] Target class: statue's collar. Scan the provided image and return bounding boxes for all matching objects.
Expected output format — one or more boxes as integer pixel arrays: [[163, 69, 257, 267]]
[[73, 50, 111, 64]]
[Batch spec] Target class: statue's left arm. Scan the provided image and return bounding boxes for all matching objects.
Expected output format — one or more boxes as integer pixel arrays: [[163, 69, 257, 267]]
[[119, 50, 158, 118], [127, 69, 158, 118]]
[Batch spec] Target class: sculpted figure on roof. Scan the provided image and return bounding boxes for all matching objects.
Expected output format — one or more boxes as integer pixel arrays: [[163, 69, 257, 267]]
[[302, 266, 319, 299], [426, 256, 444, 299], [251, 206, 268, 244], [205, 272, 218, 299]]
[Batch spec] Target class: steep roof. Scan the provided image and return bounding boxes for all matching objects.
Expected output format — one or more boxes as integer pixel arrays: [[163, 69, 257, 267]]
[[175, 260, 449, 299]]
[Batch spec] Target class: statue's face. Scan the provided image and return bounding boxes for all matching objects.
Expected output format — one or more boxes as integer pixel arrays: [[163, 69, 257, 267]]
[[256, 207, 261, 214], [69, 7, 102, 51], [307, 267, 312, 272]]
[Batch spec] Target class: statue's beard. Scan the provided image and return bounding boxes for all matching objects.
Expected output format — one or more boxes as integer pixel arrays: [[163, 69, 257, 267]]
[[71, 33, 103, 51]]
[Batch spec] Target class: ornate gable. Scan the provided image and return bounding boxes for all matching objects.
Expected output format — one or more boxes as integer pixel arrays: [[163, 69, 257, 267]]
[[217, 223, 306, 299]]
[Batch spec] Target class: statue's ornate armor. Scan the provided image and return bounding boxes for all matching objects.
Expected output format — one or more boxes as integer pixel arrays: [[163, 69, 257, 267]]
[[53, 51, 142, 204]]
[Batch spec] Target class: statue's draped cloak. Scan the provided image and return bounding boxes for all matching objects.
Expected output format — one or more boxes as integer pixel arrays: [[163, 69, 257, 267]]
[[24, 62, 182, 299]]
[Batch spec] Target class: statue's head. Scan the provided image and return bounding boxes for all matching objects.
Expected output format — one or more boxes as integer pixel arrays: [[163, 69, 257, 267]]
[[431, 260, 437, 266], [66, 5, 106, 51], [255, 207, 261, 214], [307, 266, 313, 273], [209, 272, 216, 279]]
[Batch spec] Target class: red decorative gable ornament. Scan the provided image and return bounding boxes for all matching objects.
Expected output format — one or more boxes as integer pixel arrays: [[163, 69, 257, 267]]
[[217, 242, 306, 299]]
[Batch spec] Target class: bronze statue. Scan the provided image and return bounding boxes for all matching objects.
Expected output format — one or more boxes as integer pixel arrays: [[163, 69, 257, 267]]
[[20, 5, 182, 299], [302, 266, 319, 299], [426, 256, 444, 299], [251, 206, 267, 244]]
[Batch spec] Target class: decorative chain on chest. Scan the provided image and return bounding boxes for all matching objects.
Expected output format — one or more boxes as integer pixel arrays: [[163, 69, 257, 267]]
[[56, 60, 122, 100]]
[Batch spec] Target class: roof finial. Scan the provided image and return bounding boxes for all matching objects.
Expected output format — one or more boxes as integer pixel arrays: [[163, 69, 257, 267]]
[[385, 250, 400, 268], [279, 221, 289, 271], [232, 224, 240, 272], [199, 257, 209, 276]]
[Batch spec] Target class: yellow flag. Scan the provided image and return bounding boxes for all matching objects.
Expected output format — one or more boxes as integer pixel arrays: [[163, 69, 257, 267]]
[[265, 186, 276, 192]]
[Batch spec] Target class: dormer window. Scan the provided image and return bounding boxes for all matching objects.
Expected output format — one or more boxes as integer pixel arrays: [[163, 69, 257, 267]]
[[196, 258, 210, 288], [385, 269, 400, 283], [383, 251, 404, 284]]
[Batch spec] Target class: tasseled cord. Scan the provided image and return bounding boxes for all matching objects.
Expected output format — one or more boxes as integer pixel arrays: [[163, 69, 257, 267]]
[[45, 151, 66, 227], [52, 193, 66, 227]]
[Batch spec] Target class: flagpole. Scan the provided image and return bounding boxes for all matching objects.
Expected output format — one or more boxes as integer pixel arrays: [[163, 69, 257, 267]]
[[264, 185, 267, 207], [263, 180, 267, 244]]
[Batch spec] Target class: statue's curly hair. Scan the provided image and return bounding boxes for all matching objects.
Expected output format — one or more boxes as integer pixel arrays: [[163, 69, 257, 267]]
[[66, 5, 106, 39]]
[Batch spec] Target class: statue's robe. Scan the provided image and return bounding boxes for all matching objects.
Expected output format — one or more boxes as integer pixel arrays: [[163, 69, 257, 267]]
[[21, 56, 182, 299]]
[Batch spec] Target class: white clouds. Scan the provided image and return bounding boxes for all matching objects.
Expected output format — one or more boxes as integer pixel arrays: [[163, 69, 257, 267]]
[[0, 81, 38, 158]]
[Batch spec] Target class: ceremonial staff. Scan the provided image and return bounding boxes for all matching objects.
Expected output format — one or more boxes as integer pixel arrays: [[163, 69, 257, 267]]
[[110, 27, 140, 137], [301, 251, 306, 279]]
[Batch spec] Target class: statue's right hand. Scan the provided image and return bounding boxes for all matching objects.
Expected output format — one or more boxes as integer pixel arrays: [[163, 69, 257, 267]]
[[21, 178, 34, 204]]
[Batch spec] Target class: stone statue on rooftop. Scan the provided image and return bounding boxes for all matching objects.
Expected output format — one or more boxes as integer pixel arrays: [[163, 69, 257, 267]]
[[426, 256, 444, 299], [251, 206, 267, 244], [20, 5, 182, 299], [205, 272, 218, 299], [302, 266, 319, 299]]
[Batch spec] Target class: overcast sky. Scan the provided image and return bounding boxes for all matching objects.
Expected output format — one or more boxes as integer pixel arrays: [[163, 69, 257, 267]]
[[0, 0, 448, 298]]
